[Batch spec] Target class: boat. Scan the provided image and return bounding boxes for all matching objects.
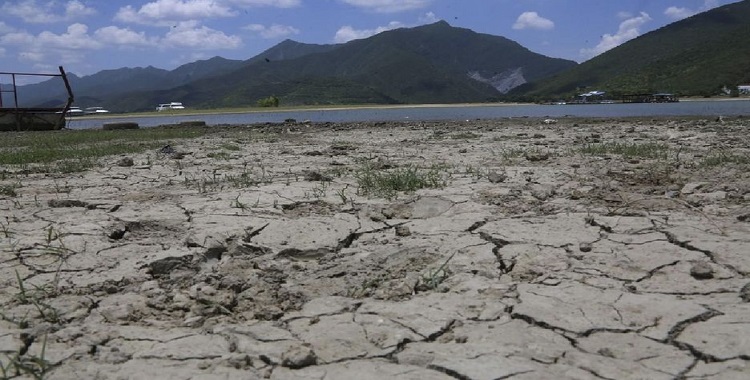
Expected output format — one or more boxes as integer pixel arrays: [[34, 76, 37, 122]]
[[84, 106, 110, 115], [56, 106, 84, 116], [156, 102, 185, 111]]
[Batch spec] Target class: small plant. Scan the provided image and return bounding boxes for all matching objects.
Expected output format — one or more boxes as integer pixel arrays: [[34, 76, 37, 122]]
[[312, 182, 328, 199], [219, 143, 241, 151], [0, 182, 20, 197], [699, 151, 750, 167], [206, 151, 232, 160], [355, 162, 447, 200], [231, 194, 248, 210], [335, 185, 350, 204], [419, 251, 457, 291], [0, 334, 50, 379], [580, 142, 671, 159], [0, 218, 13, 239], [14, 271, 61, 324]]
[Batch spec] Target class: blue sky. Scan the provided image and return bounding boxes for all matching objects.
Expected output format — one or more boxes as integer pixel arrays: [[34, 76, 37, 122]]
[[0, 0, 741, 82]]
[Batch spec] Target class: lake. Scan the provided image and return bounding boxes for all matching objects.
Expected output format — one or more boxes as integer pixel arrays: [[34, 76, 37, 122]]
[[65, 100, 750, 129]]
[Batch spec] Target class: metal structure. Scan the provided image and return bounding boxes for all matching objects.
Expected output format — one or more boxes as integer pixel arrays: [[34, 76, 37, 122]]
[[0, 66, 74, 131]]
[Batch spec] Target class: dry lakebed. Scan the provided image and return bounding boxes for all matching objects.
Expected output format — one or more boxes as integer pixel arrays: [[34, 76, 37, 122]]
[[1, 117, 749, 379]]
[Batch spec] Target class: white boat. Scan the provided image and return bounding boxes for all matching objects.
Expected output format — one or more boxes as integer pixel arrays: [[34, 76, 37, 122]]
[[56, 106, 84, 116], [156, 102, 185, 111], [84, 106, 110, 115]]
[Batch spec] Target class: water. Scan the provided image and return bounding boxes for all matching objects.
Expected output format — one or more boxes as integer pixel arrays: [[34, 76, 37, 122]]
[[65, 100, 750, 129]]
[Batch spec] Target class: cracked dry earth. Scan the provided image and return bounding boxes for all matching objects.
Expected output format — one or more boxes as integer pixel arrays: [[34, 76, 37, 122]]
[[1, 117, 750, 379]]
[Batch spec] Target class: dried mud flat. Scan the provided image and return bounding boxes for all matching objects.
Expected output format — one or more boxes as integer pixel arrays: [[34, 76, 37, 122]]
[[1, 117, 749, 379]]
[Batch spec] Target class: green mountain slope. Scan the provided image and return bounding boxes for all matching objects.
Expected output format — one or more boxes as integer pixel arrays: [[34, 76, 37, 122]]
[[515, 0, 750, 99], [150, 21, 576, 110]]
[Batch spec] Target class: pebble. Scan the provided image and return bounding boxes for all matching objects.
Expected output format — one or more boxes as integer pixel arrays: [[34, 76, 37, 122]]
[[690, 262, 714, 280], [281, 344, 317, 369], [395, 225, 411, 237], [740, 282, 750, 302]]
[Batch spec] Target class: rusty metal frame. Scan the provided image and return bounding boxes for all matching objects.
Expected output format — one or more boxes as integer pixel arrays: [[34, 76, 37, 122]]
[[0, 66, 74, 131]]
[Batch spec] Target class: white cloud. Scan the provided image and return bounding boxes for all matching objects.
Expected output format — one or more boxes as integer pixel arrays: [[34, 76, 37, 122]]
[[664, 6, 695, 20], [225, 0, 301, 7], [244, 23, 300, 39], [512, 11, 554, 31], [334, 21, 404, 43], [664, 0, 720, 20], [1, 23, 100, 67], [163, 22, 242, 49], [419, 12, 439, 24], [0, 31, 35, 45], [580, 12, 651, 59], [19, 51, 45, 62], [94, 26, 155, 46], [65, 0, 97, 18], [617, 11, 633, 19], [339, 0, 431, 13], [0, 22, 16, 34], [0, 0, 95, 23], [36, 23, 102, 50], [115, 0, 236, 25]]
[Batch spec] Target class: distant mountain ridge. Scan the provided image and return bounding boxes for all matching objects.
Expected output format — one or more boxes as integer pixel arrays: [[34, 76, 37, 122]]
[[514, 0, 750, 100], [15, 21, 576, 112]]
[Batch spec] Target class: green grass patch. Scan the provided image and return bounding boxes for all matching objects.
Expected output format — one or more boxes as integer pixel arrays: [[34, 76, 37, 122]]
[[580, 142, 671, 159], [355, 162, 448, 199], [699, 151, 750, 167], [0, 128, 209, 172]]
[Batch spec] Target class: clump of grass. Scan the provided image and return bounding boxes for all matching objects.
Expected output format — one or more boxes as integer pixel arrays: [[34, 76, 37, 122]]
[[0, 182, 20, 197], [206, 151, 232, 160], [355, 162, 447, 199], [0, 334, 50, 379], [219, 143, 241, 151], [699, 151, 750, 167], [580, 142, 671, 159]]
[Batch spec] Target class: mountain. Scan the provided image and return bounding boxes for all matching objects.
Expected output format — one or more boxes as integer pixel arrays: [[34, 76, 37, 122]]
[[141, 21, 576, 110], [514, 0, 750, 100], [245, 39, 341, 65], [16, 57, 246, 109], [15, 21, 577, 112]]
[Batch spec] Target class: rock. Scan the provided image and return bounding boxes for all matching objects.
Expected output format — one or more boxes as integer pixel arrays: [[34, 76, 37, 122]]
[[382, 204, 412, 219], [740, 283, 750, 302], [689, 262, 714, 280], [303, 171, 332, 182], [524, 151, 550, 162], [48, 199, 88, 208], [530, 184, 555, 201], [487, 171, 507, 183], [579, 242, 593, 252], [281, 344, 317, 369], [116, 157, 134, 167], [680, 182, 708, 195], [395, 225, 411, 237]]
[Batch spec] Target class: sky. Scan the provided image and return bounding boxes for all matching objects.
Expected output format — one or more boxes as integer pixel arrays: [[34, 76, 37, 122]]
[[0, 0, 742, 83]]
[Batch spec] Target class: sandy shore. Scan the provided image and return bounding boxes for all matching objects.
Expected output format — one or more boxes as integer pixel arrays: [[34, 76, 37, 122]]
[[1, 117, 749, 379]]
